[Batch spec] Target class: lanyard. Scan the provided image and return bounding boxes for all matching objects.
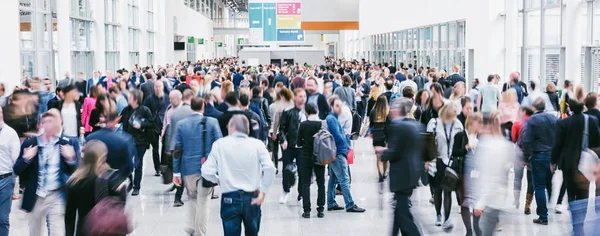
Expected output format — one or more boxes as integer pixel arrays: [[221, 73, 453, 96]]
[[442, 122, 454, 157]]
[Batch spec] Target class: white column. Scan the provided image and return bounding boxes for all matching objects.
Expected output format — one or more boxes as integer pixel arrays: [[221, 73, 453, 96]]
[[504, 0, 518, 80], [564, 0, 584, 84], [139, 0, 148, 67], [155, 0, 167, 66], [0, 0, 21, 90], [93, 0, 106, 71], [119, 0, 129, 69], [56, 0, 71, 78]]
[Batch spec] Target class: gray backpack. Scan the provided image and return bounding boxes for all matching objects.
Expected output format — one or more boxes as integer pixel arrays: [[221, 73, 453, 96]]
[[313, 121, 337, 165]]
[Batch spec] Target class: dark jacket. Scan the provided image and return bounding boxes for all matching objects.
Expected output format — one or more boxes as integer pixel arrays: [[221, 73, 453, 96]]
[[128, 73, 145, 88], [381, 118, 424, 194], [143, 94, 170, 131], [307, 93, 329, 120], [175, 83, 192, 94], [448, 73, 465, 86], [217, 108, 257, 138], [274, 74, 289, 88], [585, 108, 600, 128], [140, 81, 155, 102], [457, 113, 466, 128], [551, 113, 600, 170], [86, 128, 135, 181], [47, 97, 61, 111], [297, 119, 322, 163], [278, 106, 303, 147], [547, 92, 560, 112], [233, 73, 244, 90], [204, 103, 223, 119], [14, 135, 81, 212], [523, 111, 558, 157], [56, 101, 83, 134], [251, 97, 271, 126], [120, 105, 153, 145]]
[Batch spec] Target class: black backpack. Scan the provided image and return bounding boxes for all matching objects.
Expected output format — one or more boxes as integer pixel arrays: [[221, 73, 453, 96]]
[[351, 110, 362, 140]]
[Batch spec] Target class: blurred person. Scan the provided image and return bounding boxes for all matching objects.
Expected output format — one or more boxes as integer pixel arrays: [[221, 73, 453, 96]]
[[426, 103, 464, 231], [240, 93, 266, 144], [65, 140, 127, 236], [140, 72, 156, 101], [457, 97, 473, 128], [173, 97, 222, 235], [5, 92, 39, 139], [278, 88, 307, 204], [355, 76, 371, 119], [129, 68, 146, 89], [498, 89, 519, 140], [560, 80, 574, 117], [449, 81, 466, 108], [296, 103, 326, 218], [274, 67, 290, 88], [414, 68, 427, 90], [366, 86, 382, 117], [369, 95, 390, 184], [326, 96, 365, 213], [216, 81, 234, 112], [452, 112, 483, 236], [423, 72, 438, 92], [334, 75, 356, 111], [259, 78, 273, 104], [323, 80, 334, 99], [87, 94, 110, 134], [81, 86, 99, 136], [377, 97, 424, 236], [201, 115, 276, 236], [291, 69, 306, 90], [545, 83, 560, 114], [522, 97, 558, 225], [120, 90, 153, 196], [202, 93, 222, 119], [99, 71, 116, 90], [523, 80, 543, 107], [511, 106, 535, 215], [414, 89, 430, 123], [473, 110, 516, 235], [269, 88, 294, 173], [175, 75, 192, 94], [552, 98, 600, 235], [108, 86, 127, 115], [477, 75, 502, 115], [74, 73, 87, 105], [0, 83, 7, 107], [143, 81, 170, 176], [448, 64, 466, 86], [37, 78, 56, 116], [159, 90, 184, 204], [57, 85, 83, 137], [250, 86, 271, 132], [14, 111, 81, 236], [398, 74, 418, 100], [58, 71, 75, 89], [0, 106, 21, 235], [305, 78, 329, 120], [421, 83, 446, 126], [469, 79, 480, 112]]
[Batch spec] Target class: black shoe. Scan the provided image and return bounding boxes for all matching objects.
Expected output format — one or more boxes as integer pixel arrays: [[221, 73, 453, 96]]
[[533, 218, 548, 225], [174, 199, 184, 207], [132, 189, 140, 196], [127, 184, 133, 193], [302, 212, 310, 218], [327, 205, 344, 211], [166, 185, 176, 192], [346, 205, 366, 213], [211, 194, 219, 199], [155, 171, 161, 176], [317, 212, 324, 218]]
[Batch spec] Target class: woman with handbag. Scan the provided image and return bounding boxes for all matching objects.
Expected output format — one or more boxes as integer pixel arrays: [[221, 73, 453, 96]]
[[369, 95, 390, 184], [65, 140, 128, 236], [452, 113, 483, 236], [426, 102, 464, 231]]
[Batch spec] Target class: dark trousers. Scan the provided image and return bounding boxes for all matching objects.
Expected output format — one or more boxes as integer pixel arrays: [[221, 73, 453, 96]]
[[282, 147, 301, 194], [434, 187, 452, 220], [0, 176, 14, 236], [563, 169, 591, 236], [271, 138, 280, 171], [161, 137, 183, 201], [150, 135, 161, 171], [133, 144, 149, 190], [531, 152, 551, 220], [221, 191, 261, 236], [392, 191, 421, 236], [298, 157, 325, 212]]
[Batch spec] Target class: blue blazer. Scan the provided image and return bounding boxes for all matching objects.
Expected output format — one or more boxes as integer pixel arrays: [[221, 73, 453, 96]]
[[204, 104, 223, 119], [14, 135, 81, 212], [128, 73, 145, 88], [174, 114, 222, 176], [98, 76, 116, 89]]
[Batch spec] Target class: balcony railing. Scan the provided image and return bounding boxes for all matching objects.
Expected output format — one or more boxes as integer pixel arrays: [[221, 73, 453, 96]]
[[213, 18, 249, 28]]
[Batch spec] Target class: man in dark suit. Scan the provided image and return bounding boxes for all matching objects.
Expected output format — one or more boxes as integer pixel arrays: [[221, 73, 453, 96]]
[[14, 111, 80, 234], [217, 92, 256, 138], [202, 93, 223, 119], [379, 97, 423, 236], [128, 70, 145, 89], [47, 87, 63, 111], [552, 98, 600, 235], [584, 92, 600, 127], [274, 68, 290, 88]]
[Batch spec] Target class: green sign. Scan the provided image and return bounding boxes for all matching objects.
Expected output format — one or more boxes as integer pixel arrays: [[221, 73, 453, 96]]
[[187, 36, 195, 43], [217, 42, 223, 47], [237, 38, 244, 44], [197, 38, 204, 45]]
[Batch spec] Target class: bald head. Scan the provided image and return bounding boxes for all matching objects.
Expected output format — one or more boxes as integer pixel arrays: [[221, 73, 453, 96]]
[[510, 72, 520, 80], [169, 90, 182, 107]]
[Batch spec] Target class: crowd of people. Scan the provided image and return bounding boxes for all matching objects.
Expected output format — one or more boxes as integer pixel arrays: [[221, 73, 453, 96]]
[[0, 56, 599, 236]]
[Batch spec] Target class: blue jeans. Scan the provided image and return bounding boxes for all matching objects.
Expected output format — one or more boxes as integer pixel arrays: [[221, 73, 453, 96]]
[[0, 176, 13, 236], [221, 191, 261, 236], [327, 154, 355, 209], [133, 144, 148, 190], [531, 152, 551, 220]]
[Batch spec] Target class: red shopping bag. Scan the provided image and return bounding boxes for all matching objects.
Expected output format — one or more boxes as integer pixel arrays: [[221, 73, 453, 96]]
[[347, 149, 354, 164]]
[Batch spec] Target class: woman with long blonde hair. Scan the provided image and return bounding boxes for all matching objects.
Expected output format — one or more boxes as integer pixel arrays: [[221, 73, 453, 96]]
[[369, 95, 390, 184], [367, 85, 382, 114], [498, 88, 520, 139]]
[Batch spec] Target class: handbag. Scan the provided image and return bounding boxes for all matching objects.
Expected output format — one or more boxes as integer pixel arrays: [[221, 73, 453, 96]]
[[198, 117, 218, 188], [347, 149, 355, 164], [441, 121, 459, 191], [84, 170, 132, 236], [578, 115, 599, 182]]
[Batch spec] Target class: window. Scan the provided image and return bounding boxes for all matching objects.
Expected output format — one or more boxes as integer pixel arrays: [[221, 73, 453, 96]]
[[147, 52, 154, 66], [594, 1, 600, 45], [147, 12, 154, 31], [187, 43, 196, 62], [105, 25, 119, 51], [129, 52, 139, 68], [105, 0, 118, 23], [20, 0, 57, 80], [129, 29, 139, 51], [147, 0, 153, 11], [71, 19, 92, 51], [147, 32, 154, 51], [71, 0, 92, 18], [129, 1, 139, 28], [71, 51, 94, 79], [106, 52, 120, 72]]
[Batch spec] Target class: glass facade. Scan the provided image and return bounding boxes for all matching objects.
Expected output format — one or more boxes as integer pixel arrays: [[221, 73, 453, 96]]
[[129, 0, 139, 68], [105, 0, 120, 72], [71, 0, 93, 79], [147, 0, 154, 67], [19, 0, 56, 81], [185, 0, 222, 20]]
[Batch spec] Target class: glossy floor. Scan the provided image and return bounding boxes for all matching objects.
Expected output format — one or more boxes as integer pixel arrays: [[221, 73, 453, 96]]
[[8, 138, 580, 235]]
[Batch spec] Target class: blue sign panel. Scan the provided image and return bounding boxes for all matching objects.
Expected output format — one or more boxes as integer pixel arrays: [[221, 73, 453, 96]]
[[262, 3, 277, 41], [248, 3, 263, 29], [276, 29, 304, 41]]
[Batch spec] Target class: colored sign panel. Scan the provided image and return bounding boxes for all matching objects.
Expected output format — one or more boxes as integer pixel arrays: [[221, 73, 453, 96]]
[[277, 29, 304, 41], [237, 38, 244, 44], [187, 36, 195, 44], [197, 38, 204, 45], [248, 3, 263, 29], [217, 42, 223, 47], [262, 3, 277, 41], [277, 2, 301, 15], [276, 15, 301, 28]]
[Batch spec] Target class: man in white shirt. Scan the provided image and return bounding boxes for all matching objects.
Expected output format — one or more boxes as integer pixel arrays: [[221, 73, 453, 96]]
[[0, 106, 20, 235], [201, 115, 275, 236]]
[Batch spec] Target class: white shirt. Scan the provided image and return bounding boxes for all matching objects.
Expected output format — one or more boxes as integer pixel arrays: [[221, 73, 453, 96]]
[[201, 132, 276, 194], [61, 103, 78, 137], [0, 125, 20, 174], [36, 134, 63, 197], [316, 77, 324, 94], [339, 104, 353, 135], [474, 135, 515, 210]]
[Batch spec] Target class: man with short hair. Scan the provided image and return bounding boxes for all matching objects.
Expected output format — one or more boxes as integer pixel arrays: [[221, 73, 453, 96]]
[[584, 92, 600, 125], [523, 98, 558, 225], [201, 115, 275, 236], [173, 97, 222, 236], [448, 64, 465, 86], [0, 106, 21, 235], [457, 97, 473, 128], [305, 78, 329, 120], [56, 85, 83, 137], [326, 96, 365, 213], [291, 69, 305, 90], [398, 74, 418, 97], [477, 74, 502, 115], [144, 81, 170, 176], [217, 92, 257, 138]]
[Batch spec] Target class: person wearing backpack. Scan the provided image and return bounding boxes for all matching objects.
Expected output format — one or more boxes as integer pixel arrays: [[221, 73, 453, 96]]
[[297, 103, 326, 218], [326, 96, 365, 213], [414, 68, 427, 91]]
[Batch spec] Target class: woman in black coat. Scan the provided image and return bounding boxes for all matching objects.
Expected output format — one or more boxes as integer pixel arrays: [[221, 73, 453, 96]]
[[451, 113, 483, 236]]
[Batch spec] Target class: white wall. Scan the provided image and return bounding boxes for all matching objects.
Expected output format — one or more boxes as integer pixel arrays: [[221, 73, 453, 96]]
[[0, 0, 21, 91], [165, 0, 215, 62]]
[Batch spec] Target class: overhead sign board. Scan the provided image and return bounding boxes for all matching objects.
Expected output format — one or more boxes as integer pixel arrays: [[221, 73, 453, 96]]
[[248, 3, 263, 28], [249, 2, 304, 42], [277, 29, 304, 41]]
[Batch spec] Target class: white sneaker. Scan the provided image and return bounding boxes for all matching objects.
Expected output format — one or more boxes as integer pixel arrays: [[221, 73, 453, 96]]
[[555, 204, 563, 214], [442, 219, 454, 232], [279, 192, 289, 204], [435, 215, 442, 226]]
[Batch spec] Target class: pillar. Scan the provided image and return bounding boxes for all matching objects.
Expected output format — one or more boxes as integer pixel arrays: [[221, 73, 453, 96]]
[[0, 0, 21, 91], [564, 0, 584, 85]]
